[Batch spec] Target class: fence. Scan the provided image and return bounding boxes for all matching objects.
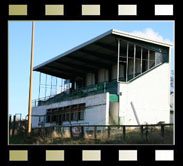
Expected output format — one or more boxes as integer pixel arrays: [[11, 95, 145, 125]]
[[32, 123, 173, 142], [9, 115, 28, 136]]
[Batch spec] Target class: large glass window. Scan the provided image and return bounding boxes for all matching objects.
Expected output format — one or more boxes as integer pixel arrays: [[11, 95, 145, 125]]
[[127, 43, 135, 79], [117, 40, 165, 82], [135, 46, 141, 76], [142, 48, 148, 72], [155, 52, 163, 65], [149, 50, 155, 69]]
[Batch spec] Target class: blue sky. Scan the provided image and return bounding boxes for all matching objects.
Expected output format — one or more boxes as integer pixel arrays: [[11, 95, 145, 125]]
[[9, 21, 174, 118]]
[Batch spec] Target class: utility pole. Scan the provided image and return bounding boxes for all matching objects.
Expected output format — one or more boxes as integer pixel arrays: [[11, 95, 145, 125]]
[[28, 21, 35, 134]]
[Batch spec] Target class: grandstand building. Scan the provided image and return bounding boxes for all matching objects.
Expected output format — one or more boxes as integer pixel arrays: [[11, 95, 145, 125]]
[[31, 29, 172, 128]]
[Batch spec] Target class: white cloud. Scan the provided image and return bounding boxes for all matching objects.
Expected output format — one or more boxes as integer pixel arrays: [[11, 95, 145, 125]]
[[130, 28, 173, 45]]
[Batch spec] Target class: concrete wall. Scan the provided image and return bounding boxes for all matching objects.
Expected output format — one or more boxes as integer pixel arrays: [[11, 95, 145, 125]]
[[98, 68, 109, 83], [170, 111, 174, 124], [31, 105, 47, 128], [85, 93, 109, 125], [118, 63, 170, 125], [86, 73, 95, 86], [32, 93, 110, 128], [112, 65, 117, 80], [109, 102, 119, 124]]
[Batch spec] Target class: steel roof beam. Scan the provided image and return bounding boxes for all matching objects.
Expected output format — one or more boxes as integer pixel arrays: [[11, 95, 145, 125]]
[[52, 61, 89, 74], [41, 66, 83, 79], [79, 49, 117, 64], [66, 55, 111, 69], [39, 68, 70, 79], [46, 65, 86, 78], [55, 60, 98, 73], [93, 42, 117, 53], [64, 56, 100, 69]]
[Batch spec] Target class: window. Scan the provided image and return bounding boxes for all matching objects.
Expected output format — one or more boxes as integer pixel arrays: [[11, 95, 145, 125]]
[[58, 115, 62, 124], [63, 114, 66, 121], [70, 112, 74, 121], [70, 112, 77, 121], [135, 46, 141, 76], [52, 115, 56, 122], [66, 113, 70, 121], [79, 111, 84, 120], [149, 50, 155, 69], [46, 116, 51, 123], [155, 52, 163, 65], [142, 48, 148, 72], [46, 103, 85, 123]]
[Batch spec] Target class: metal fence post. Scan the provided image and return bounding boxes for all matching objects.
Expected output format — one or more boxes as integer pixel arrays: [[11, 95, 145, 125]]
[[70, 126, 73, 138], [12, 115, 16, 136], [145, 126, 148, 142], [94, 126, 97, 140], [104, 82, 106, 93], [108, 126, 111, 138], [140, 125, 144, 139], [60, 126, 63, 137], [9, 115, 12, 136], [123, 126, 126, 140], [81, 126, 84, 138], [161, 124, 165, 137]]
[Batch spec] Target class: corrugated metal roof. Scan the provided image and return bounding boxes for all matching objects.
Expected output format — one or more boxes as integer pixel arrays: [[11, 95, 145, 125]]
[[34, 29, 172, 79]]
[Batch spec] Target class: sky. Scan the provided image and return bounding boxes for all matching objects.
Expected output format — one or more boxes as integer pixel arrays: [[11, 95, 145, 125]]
[[9, 21, 174, 118]]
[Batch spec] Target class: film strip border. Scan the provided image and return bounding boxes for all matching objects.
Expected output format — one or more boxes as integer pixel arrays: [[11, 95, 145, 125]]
[[7, 3, 175, 17], [3, 1, 178, 166], [6, 149, 177, 163]]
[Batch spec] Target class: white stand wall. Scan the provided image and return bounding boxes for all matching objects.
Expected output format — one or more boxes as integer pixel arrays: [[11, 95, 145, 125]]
[[32, 93, 110, 128], [118, 63, 170, 125]]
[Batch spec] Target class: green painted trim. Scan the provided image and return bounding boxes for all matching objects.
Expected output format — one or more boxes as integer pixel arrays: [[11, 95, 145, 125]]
[[119, 36, 169, 63], [120, 36, 169, 53], [38, 81, 118, 106], [118, 117, 120, 125], [109, 94, 119, 102]]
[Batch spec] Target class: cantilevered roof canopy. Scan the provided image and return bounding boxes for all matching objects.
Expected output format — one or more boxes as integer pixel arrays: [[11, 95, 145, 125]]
[[34, 29, 172, 79]]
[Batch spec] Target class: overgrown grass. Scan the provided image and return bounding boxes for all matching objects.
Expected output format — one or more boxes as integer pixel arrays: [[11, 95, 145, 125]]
[[9, 126, 173, 144]]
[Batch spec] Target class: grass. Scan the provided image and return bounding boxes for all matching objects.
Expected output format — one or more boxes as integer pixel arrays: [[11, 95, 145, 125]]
[[9, 126, 173, 144]]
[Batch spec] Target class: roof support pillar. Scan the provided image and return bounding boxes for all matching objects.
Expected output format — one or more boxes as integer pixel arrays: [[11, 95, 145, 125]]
[[126, 42, 129, 82], [141, 48, 143, 74], [38, 72, 41, 100], [83, 77, 86, 88], [71, 79, 75, 90], [117, 39, 120, 82], [55, 77, 57, 94], [50, 76, 53, 96], [108, 66, 112, 82], [45, 74, 47, 99], [148, 50, 150, 69], [133, 45, 136, 78], [94, 71, 98, 84]]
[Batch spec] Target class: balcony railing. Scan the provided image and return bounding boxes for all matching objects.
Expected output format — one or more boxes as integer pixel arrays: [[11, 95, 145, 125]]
[[32, 80, 118, 107]]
